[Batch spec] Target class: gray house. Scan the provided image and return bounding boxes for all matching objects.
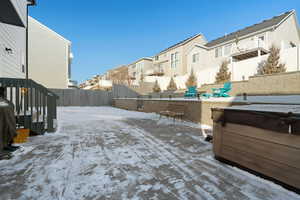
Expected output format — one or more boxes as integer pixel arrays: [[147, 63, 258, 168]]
[[0, 0, 35, 78]]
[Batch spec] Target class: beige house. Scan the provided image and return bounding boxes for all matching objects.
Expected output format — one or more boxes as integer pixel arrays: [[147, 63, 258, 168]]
[[106, 65, 129, 84], [28, 16, 74, 89], [80, 75, 112, 90], [187, 10, 300, 86], [128, 57, 153, 85], [152, 34, 207, 78]]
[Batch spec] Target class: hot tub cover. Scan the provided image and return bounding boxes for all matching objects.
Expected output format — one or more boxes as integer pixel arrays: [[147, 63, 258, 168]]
[[0, 99, 17, 150], [213, 104, 300, 134]]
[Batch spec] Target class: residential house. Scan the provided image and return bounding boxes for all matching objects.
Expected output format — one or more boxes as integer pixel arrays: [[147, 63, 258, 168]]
[[80, 75, 112, 90], [140, 34, 207, 90], [106, 65, 129, 84], [152, 34, 207, 78], [187, 10, 300, 86], [128, 57, 153, 85], [0, 0, 35, 78], [28, 16, 75, 89]]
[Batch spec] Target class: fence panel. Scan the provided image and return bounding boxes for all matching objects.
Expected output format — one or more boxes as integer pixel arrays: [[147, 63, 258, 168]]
[[50, 89, 112, 106], [112, 84, 139, 98]]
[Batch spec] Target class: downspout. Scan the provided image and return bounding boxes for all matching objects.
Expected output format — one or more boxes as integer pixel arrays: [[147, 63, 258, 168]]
[[26, 5, 29, 79], [297, 45, 299, 71]]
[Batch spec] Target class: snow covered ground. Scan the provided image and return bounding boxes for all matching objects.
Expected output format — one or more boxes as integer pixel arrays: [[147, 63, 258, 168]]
[[0, 107, 299, 200]]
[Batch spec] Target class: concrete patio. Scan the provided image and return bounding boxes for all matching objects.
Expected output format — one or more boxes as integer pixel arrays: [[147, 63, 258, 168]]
[[0, 107, 299, 200]]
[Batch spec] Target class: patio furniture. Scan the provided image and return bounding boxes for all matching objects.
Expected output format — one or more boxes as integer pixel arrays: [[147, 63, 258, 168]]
[[184, 86, 198, 98], [212, 82, 232, 97], [159, 104, 185, 122], [201, 82, 232, 98]]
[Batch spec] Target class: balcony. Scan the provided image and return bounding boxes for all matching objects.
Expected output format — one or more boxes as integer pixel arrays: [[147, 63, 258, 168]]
[[146, 66, 165, 76], [232, 39, 268, 61]]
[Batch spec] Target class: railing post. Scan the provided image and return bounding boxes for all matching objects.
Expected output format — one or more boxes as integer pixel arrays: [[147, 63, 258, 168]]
[[47, 94, 57, 133]]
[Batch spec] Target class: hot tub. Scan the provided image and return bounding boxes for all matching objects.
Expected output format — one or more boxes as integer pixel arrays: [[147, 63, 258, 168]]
[[212, 104, 300, 191]]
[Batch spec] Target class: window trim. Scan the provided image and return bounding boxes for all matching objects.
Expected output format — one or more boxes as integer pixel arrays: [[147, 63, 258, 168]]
[[171, 52, 179, 68], [215, 47, 222, 58], [224, 44, 232, 56], [192, 53, 199, 63]]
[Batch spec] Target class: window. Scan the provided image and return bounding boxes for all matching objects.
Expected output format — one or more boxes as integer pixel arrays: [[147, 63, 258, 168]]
[[258, 35, 265, 47], [224, 44, 232, 56], [171, 52, 179, 68], [155, 55, 159, 60], [192, 53, 199, 63], [215, 47, 222, 58], [258, 35, 265, 41]]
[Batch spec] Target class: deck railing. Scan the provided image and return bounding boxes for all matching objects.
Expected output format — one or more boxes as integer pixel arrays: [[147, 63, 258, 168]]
[[0, 78, 58, 134]]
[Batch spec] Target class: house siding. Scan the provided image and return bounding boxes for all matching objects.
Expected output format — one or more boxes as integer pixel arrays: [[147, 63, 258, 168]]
[[271, 13, 300, 49], [0, 0, 27, 78], [0, 22, 26, 78], [153, 35, 206, 77], [28, 17, 71, 89]]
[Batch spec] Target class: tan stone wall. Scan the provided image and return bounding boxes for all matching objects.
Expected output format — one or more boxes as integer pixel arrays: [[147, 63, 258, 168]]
[[114, 99, 138, 110], [114, 99, 247, 126], [199, 71, 300, 96]]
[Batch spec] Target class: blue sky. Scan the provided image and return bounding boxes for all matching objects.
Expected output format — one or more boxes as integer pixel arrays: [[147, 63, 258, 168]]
[[29, 0, 300, 83]]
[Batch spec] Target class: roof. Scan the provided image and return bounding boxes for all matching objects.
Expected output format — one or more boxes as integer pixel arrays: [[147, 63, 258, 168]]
[[129, 57, 153, 65], [205, 10, 294, 48], [108, 65, 128, 73], [158, 33, 202, 55]]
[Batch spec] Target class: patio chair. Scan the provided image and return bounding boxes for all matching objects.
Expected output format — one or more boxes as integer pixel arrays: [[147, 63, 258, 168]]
[[159, 104, 185, 122], [212, 82, 232, 97], [184, 86, 198, 98]]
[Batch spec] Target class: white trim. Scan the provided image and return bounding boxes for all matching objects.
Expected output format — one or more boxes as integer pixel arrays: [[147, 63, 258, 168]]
[[156, 33, 203, 56], [274, 10, 295, 28]]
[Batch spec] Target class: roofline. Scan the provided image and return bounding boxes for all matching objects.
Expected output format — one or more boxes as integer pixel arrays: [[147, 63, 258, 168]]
[[156, 33, 203, 56], [108, 65, 128, 72], [205, 10, 295, 49], [292, 10, 300, 40], [29, 16, 71, 44], [274, 9, 295, 28], [128, 57, 153, 65], [207, 26, 274, 49]]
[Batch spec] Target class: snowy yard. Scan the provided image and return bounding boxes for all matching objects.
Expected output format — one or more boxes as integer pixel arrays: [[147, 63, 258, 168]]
[[0, 107, 299, 200]]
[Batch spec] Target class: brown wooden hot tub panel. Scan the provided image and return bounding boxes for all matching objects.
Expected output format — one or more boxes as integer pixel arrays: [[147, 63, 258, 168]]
[[213, 121, 300, 190]]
